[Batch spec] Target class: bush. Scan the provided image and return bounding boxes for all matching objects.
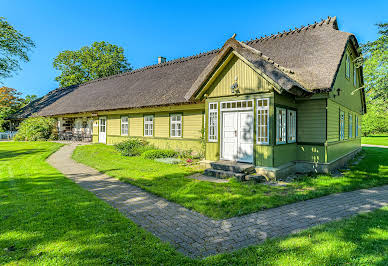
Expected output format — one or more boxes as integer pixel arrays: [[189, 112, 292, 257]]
[[14, 117, 57, 141], [141, 149, 178, 159], [362, 105, 388, 136], [114, 138, 152, 156]]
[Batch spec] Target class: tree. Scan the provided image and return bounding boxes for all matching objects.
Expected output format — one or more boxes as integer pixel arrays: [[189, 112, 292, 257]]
[[22, 94, 38, 106], [0, 17, 35, 82], [53, 41, 132, 87], [0, 86, 23, 131]]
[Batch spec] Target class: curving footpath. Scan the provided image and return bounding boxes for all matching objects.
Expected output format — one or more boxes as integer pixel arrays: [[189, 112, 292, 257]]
[[47, 143, 388, 258]]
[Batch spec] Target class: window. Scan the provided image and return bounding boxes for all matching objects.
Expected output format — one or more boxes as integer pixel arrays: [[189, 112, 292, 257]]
[[121, 116, 128, 136], [355, 115, 359, 137], [287, 110, 296, 143], [208, 103, 218, 142], [340, 111, 345, 140], [349, 114, 353, 138], [276, 107, 286, 144], [345, 53, 350, 79], [170, 114, 182, 137], [256, 98, 269, 144], [221, 100, 253, 110], [353, 64, 357, 87], [144, 115, 153, 136]]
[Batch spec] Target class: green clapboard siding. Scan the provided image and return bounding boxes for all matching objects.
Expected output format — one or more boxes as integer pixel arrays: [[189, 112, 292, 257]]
[[297, 145, 325, 163], [207, 55, 272, 98], [297, 99, 326, 143], [275, 93, 296, 108], [327, 99, 340, 142], [255, 145, 273, 167], [327, 138, 361, 162], [331, 45, 363, 114], [273, 144, 296, 167]]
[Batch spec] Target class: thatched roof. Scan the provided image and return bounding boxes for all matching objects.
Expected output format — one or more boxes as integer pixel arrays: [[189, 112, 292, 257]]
[[14, 16, 360, 118]]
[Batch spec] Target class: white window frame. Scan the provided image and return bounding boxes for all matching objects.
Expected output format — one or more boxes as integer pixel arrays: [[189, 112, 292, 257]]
[[276, 107, 286, 144], [355, 115, 359, 137], [349, 114, 353, 138], [256, 98, 270, 145], [220, 100, 253, 111], [345, 53, 350, 79], [287, 110, 296, 143], [353, 64, 357, 87], [208, 102, 218, 142], [340, 111, 345, 140], [144, 115, 154, 137], [121, 116, 128, 136], [170, 114, 182, 138]]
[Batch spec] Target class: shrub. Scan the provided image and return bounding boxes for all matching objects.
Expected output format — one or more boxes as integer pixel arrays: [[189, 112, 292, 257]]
[[141, 149, 178, 159], [114, 138, 152, 156], [14, 117, 57, 141]]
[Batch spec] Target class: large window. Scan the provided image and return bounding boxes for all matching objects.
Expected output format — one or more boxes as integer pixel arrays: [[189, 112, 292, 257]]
[[287, 110, 296, 143], [208, 102, 218, 142], [340, 111, 345, 140], [276, 107, 286, 144], [144, 115, 153, 136], [345, 53, 350, 79], [256, 98, 269, 144], [355, 115, 359, 137], [121, 116, 128, 136], [349, 114, 353, 138], [170, 114, 182, 137]]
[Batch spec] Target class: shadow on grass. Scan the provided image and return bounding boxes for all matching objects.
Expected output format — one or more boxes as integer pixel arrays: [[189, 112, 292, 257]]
[[0, 149, 46, 161]]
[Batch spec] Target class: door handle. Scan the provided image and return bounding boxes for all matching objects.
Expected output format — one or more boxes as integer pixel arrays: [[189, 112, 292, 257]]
[[235, 130, 237, 137]]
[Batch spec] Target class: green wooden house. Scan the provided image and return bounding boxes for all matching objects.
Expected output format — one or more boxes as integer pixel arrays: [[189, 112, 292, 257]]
[[12, 16, 366, 178]]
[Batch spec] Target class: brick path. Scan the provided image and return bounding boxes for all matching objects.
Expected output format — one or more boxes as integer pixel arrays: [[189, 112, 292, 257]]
[[47, 143, 388, 258]]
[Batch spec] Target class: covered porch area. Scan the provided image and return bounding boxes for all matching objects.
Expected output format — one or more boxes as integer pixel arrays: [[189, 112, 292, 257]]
[[57, 117, 94, 142]]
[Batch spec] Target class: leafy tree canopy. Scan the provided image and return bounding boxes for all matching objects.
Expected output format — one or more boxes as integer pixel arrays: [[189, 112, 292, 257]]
[[53, 41, 132, 87], [360, 23, 388, 107], [0, 17, 35, 82]]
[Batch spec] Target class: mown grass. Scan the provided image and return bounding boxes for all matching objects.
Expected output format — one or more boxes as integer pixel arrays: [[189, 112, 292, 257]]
[[362, 134, 388, 146], [73, 144, 388, 219], [1, 142, 387, 265]]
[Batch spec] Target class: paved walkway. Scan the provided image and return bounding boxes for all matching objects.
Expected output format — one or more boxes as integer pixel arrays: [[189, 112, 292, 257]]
[[47, 144, 388, 258]]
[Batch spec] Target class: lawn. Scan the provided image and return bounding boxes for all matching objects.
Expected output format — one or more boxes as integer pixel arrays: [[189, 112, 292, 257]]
[[362, 135, 388, 146], [1, 142, 387, 265], [73, 144, 388, 219]]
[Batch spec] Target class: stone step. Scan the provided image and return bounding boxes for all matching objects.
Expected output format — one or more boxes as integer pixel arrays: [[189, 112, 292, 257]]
[[204, 168, 246, 180], [210, 160, 256, 174]]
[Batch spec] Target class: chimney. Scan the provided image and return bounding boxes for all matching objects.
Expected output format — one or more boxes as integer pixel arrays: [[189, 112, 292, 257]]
[[158, 56, 166, 64]]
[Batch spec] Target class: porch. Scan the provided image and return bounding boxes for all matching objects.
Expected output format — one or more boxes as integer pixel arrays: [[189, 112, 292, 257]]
[[57, 117, 94, 142]]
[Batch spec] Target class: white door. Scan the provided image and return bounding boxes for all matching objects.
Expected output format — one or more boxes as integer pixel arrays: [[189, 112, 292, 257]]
[[222, 112, 238, 161], [99, 117, 106, 143], [222, 111, 254, 163], [238, 112, 254, 163]]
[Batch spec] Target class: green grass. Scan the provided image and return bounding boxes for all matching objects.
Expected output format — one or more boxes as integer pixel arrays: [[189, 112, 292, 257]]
[[362, 135, 388, 146], [1, 142, 387, 264], [73, 144, 388, 219], [0, 142, 191, 265]]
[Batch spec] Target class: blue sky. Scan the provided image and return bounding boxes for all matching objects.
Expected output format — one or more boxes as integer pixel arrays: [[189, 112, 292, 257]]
[[2, 0, 387, 97]]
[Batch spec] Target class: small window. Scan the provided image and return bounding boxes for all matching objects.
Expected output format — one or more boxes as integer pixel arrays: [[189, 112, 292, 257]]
[[345, 54, 350, 79], [257, 98, 269, 144], [276, 107, 286, 144], [144, 115, 153, 136], [170, 114, 182, 138], [121, 116, 128, 136], [349, 114, 353, 138], [287, 110, 296, 143], [355, 115, 359, 137], [353, 65, 357, 87], [208, 103, 218, 142], [340, 111, 345, 140]]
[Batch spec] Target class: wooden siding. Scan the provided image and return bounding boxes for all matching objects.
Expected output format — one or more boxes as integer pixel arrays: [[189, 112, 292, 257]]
[[327, 138, 361, 162], [207, 55, 273, 98], [297, 145, 325, 163], [331, 44, 363, 113], [275, 93, 296, 108], [129, 114, 143, 137], [274, 144, 296, 167], [297, 99, 326, 143], [107, 114, 120, 136], [155, 113, 169, 138], [183, 110, 203, 139], [327, 99, 339, 142], [255, 145, 273, 167], [206, 142, 219, 161]]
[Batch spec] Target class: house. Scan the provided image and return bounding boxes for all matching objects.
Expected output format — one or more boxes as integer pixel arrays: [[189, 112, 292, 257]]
[[12, 16, 366, 178]]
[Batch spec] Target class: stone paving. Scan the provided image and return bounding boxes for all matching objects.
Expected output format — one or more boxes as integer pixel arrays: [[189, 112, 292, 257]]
[[47, 143, 388, 258]]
